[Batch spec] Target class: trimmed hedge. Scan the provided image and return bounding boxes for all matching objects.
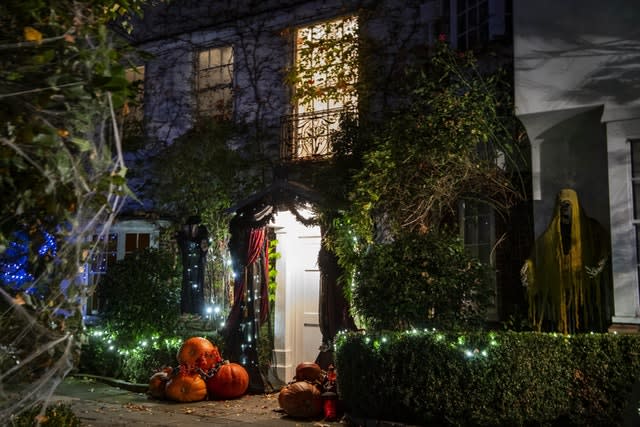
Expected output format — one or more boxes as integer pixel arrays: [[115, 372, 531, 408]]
[[335, 331, 640, 426]]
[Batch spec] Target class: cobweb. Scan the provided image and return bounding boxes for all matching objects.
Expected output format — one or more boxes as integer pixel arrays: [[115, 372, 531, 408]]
[[0, 94, 127, 422]]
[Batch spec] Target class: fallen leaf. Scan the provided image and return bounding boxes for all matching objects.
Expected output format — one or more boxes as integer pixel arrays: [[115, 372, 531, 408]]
[[23, 26, 42, 43]]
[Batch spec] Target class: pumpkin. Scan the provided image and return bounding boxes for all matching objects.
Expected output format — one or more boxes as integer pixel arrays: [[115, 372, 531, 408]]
[[295, 362, 323, 382], [164, 369, 207, 402], [206, 362, 249, 400], [278, 381, 323, 418], [177, 336, 222, 371], [147, 367, 173, 399]]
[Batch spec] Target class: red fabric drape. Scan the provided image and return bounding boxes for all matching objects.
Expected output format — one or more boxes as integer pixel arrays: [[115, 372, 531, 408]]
[[260, 241, 270, 324], [247, 228, 265, 265], [226, 227, 267, 329]]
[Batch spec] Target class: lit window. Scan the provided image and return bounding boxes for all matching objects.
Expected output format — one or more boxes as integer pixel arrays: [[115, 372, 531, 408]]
[[284, 16, 358, 160], [124, 66, 145, 123], [197, 46, 234, 120], [125, 233, 150, 257]]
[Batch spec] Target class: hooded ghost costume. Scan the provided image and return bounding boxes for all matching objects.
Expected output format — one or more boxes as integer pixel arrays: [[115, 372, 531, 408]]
[[522, 189, 611, 334]]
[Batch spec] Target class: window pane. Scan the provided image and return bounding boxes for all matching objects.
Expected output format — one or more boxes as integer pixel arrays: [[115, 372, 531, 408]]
[[636, 225, 640, 263], [289, 16, 358, 159], [197, 46, 233, 118], [632, 140, 640, 176], [634, 182, 640, 219]]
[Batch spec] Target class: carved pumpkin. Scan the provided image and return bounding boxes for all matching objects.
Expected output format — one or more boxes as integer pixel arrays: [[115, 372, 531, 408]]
[[278, 381, 323, 418], [164, 369, 207, 402], [295, 362, 323, 382], [206, 362, 249, 400], [177, 337, 222, 370], [147, 367, 173, 400]]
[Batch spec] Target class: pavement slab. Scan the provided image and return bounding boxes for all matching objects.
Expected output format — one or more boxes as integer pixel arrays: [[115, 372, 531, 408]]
[[48, 376, 347, 427]]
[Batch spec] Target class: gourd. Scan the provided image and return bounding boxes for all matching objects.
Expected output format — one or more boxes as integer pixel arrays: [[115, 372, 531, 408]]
[[147, 367, 173, 399], [177, 336, 222, 370], [165, 369, 207, 402], [295, 362, 323, 382], [278, 381, 323, 418], [206, 362, 249, 400]]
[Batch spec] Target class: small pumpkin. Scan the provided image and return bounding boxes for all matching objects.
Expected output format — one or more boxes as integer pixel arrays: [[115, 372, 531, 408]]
[[164, 368, 207, 402], [147, 367, 173, 400], [295, 362, 323, 382], [177, 337, 222, 370], [278, 381, 323, 418], [206, 362, 249, 400]]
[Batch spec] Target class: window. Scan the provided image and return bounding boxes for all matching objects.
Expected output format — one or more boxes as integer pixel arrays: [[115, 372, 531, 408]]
[[125, 233, 150, 257], [197, 46, 234, 120], [456, 0, 489, 51], [123, 66, 145, 139], [630, 140, 640, 279], [86, 233, 118, 314], [459, 200, 497, 319], [283, 16, 358, 160]]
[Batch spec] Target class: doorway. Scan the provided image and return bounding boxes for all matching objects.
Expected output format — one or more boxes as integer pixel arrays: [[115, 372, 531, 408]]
[[270, 209, 322, 382]]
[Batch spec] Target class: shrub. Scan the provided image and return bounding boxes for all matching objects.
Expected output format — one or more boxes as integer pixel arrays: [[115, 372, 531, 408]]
[[336, 331, 640, 426], [9, 403, 80, 427], [99, 248, 181, 346], [353, 232, 493, 331]]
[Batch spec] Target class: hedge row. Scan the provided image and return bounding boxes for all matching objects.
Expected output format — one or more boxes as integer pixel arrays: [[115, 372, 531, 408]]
[[335, 331, 640, 426]]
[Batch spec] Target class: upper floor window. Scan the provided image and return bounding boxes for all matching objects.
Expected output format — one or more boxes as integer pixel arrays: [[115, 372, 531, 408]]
[[456, 0, 489, 51], [437, 0, 510, 51], [283, 16, 358, 160], [114, 65, 144, 151], [197, 46, 234, 121]]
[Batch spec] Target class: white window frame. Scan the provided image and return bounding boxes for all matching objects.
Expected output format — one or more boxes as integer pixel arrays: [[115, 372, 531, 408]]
[[196, 46, 234, 120]]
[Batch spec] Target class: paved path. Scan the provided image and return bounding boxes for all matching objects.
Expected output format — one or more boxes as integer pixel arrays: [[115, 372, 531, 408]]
[[49, 376, 346, 427]]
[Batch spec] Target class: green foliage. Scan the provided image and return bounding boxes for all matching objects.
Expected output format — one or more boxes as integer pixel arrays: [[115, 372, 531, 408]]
[[336, 331, 640, 426], [267, 239, 280, 303], [0, 0, 154, 416], [317, 39, 525, 322], [9, 403, 80, 427], [146, 120, 256, 307], [349, 40, 523, 237], [99, 248, 181, 346], [353, 232, 492, 331], [79, 331, 183, 383]]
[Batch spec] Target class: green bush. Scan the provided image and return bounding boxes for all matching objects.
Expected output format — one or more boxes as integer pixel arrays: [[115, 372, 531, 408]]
[[99, 248, 182, 346], [9, 403, 80, 427], [336, 331, 640, 426], [79, 321, 225, 383], [353, 232, 493, 331]]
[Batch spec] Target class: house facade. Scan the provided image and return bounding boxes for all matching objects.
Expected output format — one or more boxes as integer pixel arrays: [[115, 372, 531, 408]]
[[115, 0, 516, 381], [513, 0, 640, 331]]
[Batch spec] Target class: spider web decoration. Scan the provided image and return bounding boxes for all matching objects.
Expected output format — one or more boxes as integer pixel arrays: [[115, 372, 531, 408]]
[[0, 95, 127, 421]]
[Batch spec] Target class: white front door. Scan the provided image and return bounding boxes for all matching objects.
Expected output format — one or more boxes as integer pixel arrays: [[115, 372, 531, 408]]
[[271, 209, 322, 382]]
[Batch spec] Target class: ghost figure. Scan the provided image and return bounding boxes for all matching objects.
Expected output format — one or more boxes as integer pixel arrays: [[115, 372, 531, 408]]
[[521, 189, 611, 334]]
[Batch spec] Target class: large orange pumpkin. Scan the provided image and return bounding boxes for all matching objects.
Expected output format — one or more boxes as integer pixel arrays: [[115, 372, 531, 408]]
[[206, 362, 249, 400], [278, 381, 323, 418], [177, 337, 222, 371], [164, 369, 207, 402], [295, 362, 323, 382], [147, 367, 173, 400]]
